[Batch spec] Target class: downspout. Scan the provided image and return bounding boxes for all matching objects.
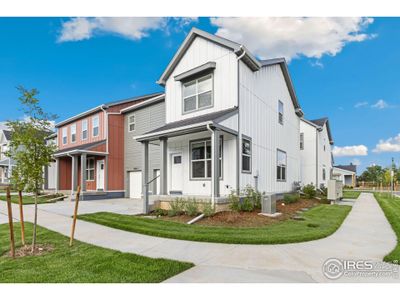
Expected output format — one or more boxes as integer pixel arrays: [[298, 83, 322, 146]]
[[100, 106, 108, 153], [315, 129, 319, 189], [236, 45, 245, 195], [67, 153, 75, 199], [206, 123, 215, 207]]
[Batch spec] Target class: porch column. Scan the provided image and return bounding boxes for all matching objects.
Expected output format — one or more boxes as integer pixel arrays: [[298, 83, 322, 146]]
[[212, 129, 221, 200], [142, 141, 149, 214], [105, 156, 109, 191], [160, 137, 168, 195], [72, 155, 78, 192], [80, 153, 87, 192], [55, 158, 59, 192]]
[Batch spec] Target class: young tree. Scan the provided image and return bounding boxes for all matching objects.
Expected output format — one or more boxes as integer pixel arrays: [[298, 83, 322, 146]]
[[6, 86, 57, 252], [10, 163, 27, 245]]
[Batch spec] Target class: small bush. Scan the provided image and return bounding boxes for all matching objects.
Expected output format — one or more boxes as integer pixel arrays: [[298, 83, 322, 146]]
[[185, 199, 199, 216], [154, 207, 167, 216], [240, 197, 254, 212], [169, 198, 185, 217], [243, 185, 263, 210], [283, 193, 299, 204], [303, 184, 316, 199], [228, 191, 241, 212], [202, 201, 215, 217]]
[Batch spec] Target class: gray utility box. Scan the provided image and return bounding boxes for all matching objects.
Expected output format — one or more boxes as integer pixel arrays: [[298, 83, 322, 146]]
[[327, 179, 343, 201], [262, 193, 277, 214]]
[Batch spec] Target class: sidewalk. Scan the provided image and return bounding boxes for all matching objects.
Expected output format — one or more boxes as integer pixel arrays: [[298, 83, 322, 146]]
[[0, 193, 398, 283]]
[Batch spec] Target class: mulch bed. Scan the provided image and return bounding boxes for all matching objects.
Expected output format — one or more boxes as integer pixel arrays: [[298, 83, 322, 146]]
[[155, 198, 321, 227], [3, 244, 54, 258]]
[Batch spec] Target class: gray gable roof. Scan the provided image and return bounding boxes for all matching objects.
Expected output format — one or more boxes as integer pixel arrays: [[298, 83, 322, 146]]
[[310, 117, 334, 145], [3, 130, 12, 141], [335, 164, 357, 173]]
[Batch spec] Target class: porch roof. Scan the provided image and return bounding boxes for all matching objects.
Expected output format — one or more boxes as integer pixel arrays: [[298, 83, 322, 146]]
[[135, 107, 238, 142], [0, 158, 15, 167], [54, 140, 108, 157]]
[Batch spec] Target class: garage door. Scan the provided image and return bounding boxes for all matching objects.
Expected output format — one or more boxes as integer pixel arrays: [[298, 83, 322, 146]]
[[129, 171, 142, 199]]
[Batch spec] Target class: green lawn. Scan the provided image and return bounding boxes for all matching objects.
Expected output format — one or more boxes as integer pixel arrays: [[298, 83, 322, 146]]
[[0, 194, 63, 205], [343, 190, 361, 199], [0, 223, 193, 283], [78, 204, 351, 245], [374, 193, 400, 264]]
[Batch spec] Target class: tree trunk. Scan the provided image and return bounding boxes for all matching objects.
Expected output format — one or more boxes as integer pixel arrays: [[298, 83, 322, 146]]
[[31, 192, 38, 253], [18, 190, 25, 245]]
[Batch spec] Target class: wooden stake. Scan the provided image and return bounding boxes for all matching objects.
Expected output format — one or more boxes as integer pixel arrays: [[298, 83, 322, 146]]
[[69, 185, 81, 247], [18, 190, 25, 245], [6, 187, 15, 258]]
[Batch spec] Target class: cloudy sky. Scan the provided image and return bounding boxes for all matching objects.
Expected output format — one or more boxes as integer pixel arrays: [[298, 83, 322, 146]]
[[0, 17, 399, 172]]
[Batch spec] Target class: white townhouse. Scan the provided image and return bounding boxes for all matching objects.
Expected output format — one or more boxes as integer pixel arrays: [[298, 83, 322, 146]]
[[0, 129, 15, 185], [300, 118, 334, 189], [135, 28, 304, 208]]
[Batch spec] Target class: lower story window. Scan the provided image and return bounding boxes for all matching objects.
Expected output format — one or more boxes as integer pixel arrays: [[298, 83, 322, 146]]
[[277, 149, 287, 181], [322, 168, 326, 181], [190, 138, 222, 179], [86, 158, 95, 181]]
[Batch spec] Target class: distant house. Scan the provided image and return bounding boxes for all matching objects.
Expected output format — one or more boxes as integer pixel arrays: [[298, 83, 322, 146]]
[[53, 93, 161, 199], [44, 132, 58, 190], [300, 117, 334, 189], [0, 129, 15, 185], [332, 164, 357, 187]]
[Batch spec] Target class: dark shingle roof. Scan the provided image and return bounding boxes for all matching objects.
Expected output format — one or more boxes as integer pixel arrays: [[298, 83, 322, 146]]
[[54, 140, 106, 154], [145, 107, 238, 135], [335, 164, 357, 173], [3, 130, 12, 140], [309, 117, 334, 145]]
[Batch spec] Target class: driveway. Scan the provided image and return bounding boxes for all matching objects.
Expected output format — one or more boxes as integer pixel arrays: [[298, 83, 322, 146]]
[[0, 193, 398, 283]]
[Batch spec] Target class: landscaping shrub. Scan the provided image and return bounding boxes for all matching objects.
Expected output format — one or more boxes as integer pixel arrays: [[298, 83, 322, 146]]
[[185, 199, 199, 216], [302, 184, 316, 199], [168, 198, 185, 217], [229, 185, 264, 212], [243, 185, 263, 209], [154, 208, 167, 217], [283, 193, 299, 204], [240, 197, 254, 212], [202, 201, 215, 217], [228, 191, 241, 212]]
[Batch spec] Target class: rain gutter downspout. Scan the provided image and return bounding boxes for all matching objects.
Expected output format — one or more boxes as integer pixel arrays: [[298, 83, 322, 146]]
[[206, 123, 215, 207], [236, 45, 245, 195]]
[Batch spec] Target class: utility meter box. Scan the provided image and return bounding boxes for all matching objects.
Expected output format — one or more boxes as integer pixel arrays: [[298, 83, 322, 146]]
[[328, 180, 343, 201], [262, 193, 277, 214]]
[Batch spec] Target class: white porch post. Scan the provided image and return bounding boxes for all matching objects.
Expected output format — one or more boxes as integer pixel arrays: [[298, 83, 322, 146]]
[[80, 154, 87, 192], [142, 141, 149, 214], [211, 129, 221, 205], [160, 137, 168, 195], [71, 155, 78, 192], [55, 158, 59, 192]]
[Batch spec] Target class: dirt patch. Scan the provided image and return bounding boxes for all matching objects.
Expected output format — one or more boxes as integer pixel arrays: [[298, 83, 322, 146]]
[[154, 198, 321, 227], [3, 244, 54, 258]]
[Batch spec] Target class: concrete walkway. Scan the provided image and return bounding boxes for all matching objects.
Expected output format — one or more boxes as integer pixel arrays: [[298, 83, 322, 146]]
[[0, 193, 398, 283]]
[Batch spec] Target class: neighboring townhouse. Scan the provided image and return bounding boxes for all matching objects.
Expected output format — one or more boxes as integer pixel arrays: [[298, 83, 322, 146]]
[[54, 92, 162, 199], [44, 132, 57, 190], [332, 164, 357, 187], [0, 129, 15, 185], [300, 117, 334, 189], [121, 94, 166, 198], [135, 27, 304, 208]]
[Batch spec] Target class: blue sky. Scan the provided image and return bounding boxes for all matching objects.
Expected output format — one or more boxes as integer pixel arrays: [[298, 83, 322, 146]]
[[0, 17, 399, 173]]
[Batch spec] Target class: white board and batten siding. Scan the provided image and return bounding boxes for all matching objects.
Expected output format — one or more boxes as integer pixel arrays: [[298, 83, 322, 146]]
[[239, 61, 301, 194], [129, 171, 142, 199], [165, 36, 238, 124]]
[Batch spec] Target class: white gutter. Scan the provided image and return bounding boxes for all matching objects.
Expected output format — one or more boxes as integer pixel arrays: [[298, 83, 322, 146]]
[[55, 105, 105, 128], [237, 45, 246, 61]]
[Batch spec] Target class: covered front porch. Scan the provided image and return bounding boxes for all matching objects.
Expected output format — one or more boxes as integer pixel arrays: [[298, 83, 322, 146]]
[[0, 158, 13, 184], [136, 108, 239, 212]]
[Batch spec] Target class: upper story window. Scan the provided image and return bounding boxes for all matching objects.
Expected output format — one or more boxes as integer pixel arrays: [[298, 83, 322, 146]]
[[70, 123, 76, 143], [278, 100, 284, 125], [92, 115, 99, 137], [300, 133, 304, 150], [183, 74, 213, 113], [277, 149, 287, 181], [190, 138, 222, 179], [62, 127, 67, 145], [322, 168, 326, 181], [82, 119, 88, 140], [128, 115, 135, 132], [242, 137, 252, 173]]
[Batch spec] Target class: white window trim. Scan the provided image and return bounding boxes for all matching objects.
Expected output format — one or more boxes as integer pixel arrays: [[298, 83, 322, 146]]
[[189, 138, 222, 180], [278, 100, 284, 125], [92, 115, 99, 137], [182, 73, 214, 114], [86, 158, 95, 181], [128, 114, 135, 132], [70, 123, 77, 143], [277, 149, 287, 182], [241, 136, 252, 173], [62, 127, 67, 145], [81, 119, 88, 141]]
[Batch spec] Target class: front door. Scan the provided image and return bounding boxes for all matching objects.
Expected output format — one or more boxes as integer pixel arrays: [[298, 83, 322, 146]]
[[170, 154, 183, 193], [96, 160, 105, 190]]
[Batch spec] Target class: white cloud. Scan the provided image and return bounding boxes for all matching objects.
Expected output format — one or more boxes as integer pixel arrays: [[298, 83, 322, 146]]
[[354, 101, 368, 108], [373, 134, 400, 153], [58, 17, 167, 42], [351, 158, 361, 166], [211, 17, 374, 62], [332, 145, 368, 157], [371, 99, 389, 109]]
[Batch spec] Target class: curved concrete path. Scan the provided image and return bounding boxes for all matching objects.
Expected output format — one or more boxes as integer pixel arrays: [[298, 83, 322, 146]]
[[0, 193, 398, 282]]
